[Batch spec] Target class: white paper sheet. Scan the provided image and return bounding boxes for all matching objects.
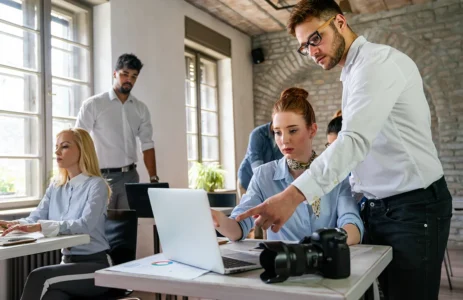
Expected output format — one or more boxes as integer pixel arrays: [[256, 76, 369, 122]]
[[106, 253, 210, 280]]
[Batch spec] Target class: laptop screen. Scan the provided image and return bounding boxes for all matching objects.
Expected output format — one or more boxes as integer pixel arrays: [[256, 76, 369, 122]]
[[125, 183, 169, 218]]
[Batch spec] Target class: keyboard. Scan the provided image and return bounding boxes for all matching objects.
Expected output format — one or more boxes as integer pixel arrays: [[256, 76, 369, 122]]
[[222, 256, 256, 268]]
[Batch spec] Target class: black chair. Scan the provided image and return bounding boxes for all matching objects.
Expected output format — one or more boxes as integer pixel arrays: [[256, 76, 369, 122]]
[[74, 209, 139, 300]]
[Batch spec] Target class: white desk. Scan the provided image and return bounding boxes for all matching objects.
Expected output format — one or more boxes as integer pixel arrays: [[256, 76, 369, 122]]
[[96, 240, 392, 300], [0, 234, 90, 261]]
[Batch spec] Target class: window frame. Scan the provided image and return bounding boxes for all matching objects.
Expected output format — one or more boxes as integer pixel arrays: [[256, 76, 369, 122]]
[[0, 0, 93, 210], [184, 47, 221, 168]]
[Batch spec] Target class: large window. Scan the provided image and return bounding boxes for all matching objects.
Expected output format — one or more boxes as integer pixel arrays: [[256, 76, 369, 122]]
[[184, 49, 220, 178], [0, 0, 91, 209]]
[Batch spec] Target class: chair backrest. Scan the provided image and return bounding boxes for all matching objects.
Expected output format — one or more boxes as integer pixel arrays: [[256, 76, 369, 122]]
[[105, 209, 138, 266]]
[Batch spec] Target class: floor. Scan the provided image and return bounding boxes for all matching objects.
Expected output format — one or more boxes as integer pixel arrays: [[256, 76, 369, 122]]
[[130, 248, 463, 300]]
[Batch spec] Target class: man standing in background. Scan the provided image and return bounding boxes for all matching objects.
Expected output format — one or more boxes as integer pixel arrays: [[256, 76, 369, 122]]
[[76, 53, 159, 209]]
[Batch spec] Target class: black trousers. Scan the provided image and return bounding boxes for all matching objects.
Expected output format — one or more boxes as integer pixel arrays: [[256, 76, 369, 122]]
[[364, 176, 452, 300], [20, 251, 110, 300]]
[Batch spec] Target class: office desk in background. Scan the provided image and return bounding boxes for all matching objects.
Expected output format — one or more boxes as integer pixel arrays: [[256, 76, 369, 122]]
[[97, 240, 392, 300], [0, 234, 90, 261]]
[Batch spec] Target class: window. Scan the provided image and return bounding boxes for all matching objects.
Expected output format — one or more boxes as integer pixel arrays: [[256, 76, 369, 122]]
[[185, 49, 220, 181], [0, 0, 92, 209]]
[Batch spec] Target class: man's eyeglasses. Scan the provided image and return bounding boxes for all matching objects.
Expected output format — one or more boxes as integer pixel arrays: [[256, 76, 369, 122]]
[[297, 16, 336, 56]]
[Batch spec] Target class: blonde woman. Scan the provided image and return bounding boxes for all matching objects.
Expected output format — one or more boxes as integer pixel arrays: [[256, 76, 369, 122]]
[[0, 128, 112, 300]]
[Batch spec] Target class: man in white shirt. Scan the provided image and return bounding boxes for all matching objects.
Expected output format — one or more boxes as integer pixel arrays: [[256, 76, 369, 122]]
[[76, 53, 159, 209], [237, 1, 452, 299]]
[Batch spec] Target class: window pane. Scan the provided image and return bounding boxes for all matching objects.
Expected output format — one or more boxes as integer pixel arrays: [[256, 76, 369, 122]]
[[186, 107, 197, 134], [0, 68, 38, 113], [201, 136, 219, 161], [52, 79, 89, 117], [185, 54, 195, 82], [0, 23, 39, 70], [0, 114, 39, 156], [185, 81, 196, 107], [51, 38, 89, 81], [201, 111, 218, 136], [187, 134, 198, 161], [52, 118, 75, 149], [0, 0, 40, 30], [0, 158, 39, 200], [51, 5, 90, 45], [199, 58, 217, 86], [200, 85, 217, 111]]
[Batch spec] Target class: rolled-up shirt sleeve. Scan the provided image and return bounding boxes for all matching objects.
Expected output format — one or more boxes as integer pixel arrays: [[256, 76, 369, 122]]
[[292, 53, 406, 204], [75, 99, 95, 132], [335, 178, 364, 241], [229, 168, 265, 240], [138, 102, 155, 151]]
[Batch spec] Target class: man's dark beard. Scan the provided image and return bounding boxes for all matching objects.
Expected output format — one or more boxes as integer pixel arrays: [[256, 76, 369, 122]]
[[325, 24, 346, 70], [119, 84, 132, 94]]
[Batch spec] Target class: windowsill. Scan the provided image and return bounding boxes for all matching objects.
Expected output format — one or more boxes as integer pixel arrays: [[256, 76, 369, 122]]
[[0, 207, 35, 218], [0, 198, 40, 211]]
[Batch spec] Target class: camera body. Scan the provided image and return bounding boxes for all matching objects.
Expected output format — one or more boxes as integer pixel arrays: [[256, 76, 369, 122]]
[[259, 228, 350, 283]]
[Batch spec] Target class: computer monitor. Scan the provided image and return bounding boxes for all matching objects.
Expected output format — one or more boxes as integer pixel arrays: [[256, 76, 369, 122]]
[[125, 182, 169, 218]]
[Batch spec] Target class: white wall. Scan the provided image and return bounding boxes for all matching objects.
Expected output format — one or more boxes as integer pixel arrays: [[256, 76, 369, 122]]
[[105, 0, 254, 188], [93, 2, 112, 94]]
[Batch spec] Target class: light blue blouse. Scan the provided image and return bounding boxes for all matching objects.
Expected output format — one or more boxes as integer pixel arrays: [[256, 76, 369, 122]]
[[19, 174, 109, 255], [230, 157, 364, 242]]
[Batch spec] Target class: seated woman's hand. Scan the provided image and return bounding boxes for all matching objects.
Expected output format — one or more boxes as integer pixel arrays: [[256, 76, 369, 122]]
[[0, 220, 19, 230], [1, 223, 41, 236], [211, 209, 226, 228]]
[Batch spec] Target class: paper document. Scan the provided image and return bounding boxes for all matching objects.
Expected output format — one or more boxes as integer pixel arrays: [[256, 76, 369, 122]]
[[106, 253, 209, 280]]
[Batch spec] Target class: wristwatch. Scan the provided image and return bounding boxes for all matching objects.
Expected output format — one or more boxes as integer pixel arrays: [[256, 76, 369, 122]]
[[150, 175, 159, 182]]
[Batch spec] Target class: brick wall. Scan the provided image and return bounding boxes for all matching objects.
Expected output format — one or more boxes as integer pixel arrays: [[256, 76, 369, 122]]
[[252, 0, 463, 247]]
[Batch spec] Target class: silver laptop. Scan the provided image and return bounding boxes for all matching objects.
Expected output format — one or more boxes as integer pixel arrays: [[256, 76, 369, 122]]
[[148, 188, 261, 274]]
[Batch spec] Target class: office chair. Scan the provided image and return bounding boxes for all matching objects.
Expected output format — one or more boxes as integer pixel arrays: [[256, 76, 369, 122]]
[[74, 209, 140, 300]]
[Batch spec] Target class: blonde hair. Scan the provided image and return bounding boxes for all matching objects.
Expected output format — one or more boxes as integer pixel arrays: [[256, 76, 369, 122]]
[[55, 128, 111, 199]]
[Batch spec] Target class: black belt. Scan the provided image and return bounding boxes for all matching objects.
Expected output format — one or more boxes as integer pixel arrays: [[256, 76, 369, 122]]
[[369, 176, 447, 205], [101, 163, 136, 174]]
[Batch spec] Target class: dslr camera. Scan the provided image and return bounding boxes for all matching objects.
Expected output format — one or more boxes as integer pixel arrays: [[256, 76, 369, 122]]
[[259, 228, 350, 283]]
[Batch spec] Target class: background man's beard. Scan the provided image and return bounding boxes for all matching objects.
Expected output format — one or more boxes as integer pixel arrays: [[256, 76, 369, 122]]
[[119, 85, 132, 94], [325, 30, 346, 70]]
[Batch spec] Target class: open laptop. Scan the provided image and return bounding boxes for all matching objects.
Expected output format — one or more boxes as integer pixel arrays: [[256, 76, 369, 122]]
[[148, 188, 261, 274], [125, 183, 169, 218]]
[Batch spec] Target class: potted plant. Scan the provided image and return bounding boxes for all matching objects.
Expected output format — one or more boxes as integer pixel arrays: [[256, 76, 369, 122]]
[[188, 162, 236, 207]]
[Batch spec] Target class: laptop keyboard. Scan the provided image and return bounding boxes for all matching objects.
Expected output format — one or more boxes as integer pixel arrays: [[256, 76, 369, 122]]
[[222, 256, 256, 268]]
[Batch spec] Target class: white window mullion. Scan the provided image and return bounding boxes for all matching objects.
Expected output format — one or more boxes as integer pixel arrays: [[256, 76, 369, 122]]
[[42, 0, 53, 194]]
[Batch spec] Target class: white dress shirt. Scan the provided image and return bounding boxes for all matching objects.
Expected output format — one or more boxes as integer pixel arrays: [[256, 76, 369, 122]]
[[293, 36, 443, 203], [76, 89, 154, 169]]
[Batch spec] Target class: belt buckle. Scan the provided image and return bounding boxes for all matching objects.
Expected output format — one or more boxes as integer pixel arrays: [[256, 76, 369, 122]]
[[121, 165, 130, 172]]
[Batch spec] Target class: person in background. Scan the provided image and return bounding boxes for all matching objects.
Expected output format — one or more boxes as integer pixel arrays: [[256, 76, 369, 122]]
[[213, 88, 363, 244], [76, 53, 159, 209], [325, 110, 342, 148], [0, 128, 111, 300], [237, 122, 283, 197]]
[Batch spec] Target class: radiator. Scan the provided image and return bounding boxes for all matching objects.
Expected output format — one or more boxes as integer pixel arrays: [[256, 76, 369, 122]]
[[7, 250, 62, 300]]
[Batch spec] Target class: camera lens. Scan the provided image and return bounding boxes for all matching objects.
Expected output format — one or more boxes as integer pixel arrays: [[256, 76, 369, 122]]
[[259, 241, 323, 283]]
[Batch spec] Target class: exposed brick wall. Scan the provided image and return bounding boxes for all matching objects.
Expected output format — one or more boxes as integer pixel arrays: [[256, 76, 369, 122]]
[[252, 0, 463, 247]]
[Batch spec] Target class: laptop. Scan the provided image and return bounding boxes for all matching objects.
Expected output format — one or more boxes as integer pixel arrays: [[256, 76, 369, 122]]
[[125, 183, 169, 218], [148, 188, 261, 274]]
